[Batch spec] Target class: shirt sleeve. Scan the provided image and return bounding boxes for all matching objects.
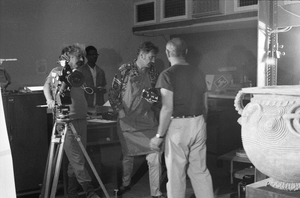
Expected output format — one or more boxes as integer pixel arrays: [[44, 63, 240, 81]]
[[99, 67, 107, 86], [44, 67, 61, 103], [155, 70, 173, 92], [108, 72, 123, 114], [103, 72, 107, 86]]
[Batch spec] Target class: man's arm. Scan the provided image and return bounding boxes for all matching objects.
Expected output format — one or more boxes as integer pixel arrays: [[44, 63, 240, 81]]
[[108, 73, 124, 117], [203, 92, 208, 122], [43, 77, 55, 109], [150, 88, 173, 151], [3, 69, 11, 88], [157, 88, 173, 137], [96, 68, 107, 93]]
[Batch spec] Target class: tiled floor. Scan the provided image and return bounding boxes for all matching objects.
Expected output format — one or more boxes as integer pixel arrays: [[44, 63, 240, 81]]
[[19, 150, 245, 198]]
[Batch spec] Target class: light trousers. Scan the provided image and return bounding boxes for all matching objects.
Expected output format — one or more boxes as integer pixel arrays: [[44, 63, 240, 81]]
[[64, 119, 92, 185], [165, 115, 214, 198], [122, 152, 163, 196]]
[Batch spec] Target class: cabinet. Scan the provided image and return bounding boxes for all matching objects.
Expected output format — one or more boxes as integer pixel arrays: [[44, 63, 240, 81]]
[[206, 96, 243, 156], [132, 0, 258, 36], [86, 120, 119, 185], [2, 93, 48, 193], [86, 121, 118, 147]]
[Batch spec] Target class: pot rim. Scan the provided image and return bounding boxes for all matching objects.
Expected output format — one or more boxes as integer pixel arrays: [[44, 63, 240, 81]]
[[240, 85, 300, 96]]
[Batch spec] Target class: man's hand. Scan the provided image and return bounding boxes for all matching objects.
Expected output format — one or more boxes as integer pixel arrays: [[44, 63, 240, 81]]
[[150, 136, 164, 152], [97, 86, 107, 93], [144, 97, 154, 104], [46, 99, 56, 109]]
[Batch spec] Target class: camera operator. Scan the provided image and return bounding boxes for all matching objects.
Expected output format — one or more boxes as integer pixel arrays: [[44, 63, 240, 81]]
[[43, 44, 100, 198]]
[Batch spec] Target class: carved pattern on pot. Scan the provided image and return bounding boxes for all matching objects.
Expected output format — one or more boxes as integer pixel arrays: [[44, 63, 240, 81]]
[[235, 87, 300, 191]]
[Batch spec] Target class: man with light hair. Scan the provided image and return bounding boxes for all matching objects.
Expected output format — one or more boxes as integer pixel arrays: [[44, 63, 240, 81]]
[[44, 44, 100, 198]]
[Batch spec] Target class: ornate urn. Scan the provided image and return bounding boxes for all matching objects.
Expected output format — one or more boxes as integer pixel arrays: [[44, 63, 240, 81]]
[[234, 86, 300, 191]]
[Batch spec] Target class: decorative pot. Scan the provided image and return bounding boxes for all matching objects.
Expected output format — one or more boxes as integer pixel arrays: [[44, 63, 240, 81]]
[[234, 85, 300, 191]]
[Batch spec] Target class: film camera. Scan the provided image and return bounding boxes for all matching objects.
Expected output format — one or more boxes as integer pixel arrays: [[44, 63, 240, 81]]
[[142, 88, 160, 103], [56, 60, 85, 106], [54, 60, 85, 120]]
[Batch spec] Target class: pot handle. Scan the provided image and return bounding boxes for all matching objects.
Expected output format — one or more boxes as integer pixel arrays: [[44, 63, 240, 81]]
[[234, 90, 247, 115], [283, 112, 300, 137], [283, 114, 300, 119]]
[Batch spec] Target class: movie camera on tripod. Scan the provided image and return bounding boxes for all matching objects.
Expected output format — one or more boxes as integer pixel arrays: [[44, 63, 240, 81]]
[[56, 58, 85, 105], [54, 58, 85, 120], [40, 55, 110, 198]]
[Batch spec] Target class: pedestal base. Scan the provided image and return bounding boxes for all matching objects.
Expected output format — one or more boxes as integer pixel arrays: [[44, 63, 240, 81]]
[[246, 178, 300, 198]]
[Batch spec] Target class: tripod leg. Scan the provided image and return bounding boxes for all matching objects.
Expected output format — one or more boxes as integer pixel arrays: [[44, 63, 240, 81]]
[[50, 123, 68, 198], [41, 122, 58, 198], [69, 123, 110, 198]]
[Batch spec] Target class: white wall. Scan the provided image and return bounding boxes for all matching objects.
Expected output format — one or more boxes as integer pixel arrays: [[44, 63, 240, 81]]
[[0, 0, 168, 101]]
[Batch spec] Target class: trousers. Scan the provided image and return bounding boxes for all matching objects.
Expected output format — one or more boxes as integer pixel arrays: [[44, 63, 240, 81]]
[[64, 119, 92, 185], [122, 152, 163, 196], [165, 115, 214, 198]]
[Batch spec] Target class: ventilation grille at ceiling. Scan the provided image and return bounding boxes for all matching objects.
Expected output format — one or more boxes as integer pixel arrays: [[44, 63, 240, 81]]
[[239, 0, 258, 7], [134, 0, 156, 26], [192, 0, 224, 17], [234, 0, 258, 12], [161, 0, 187, 22], [164, 0, 186, 18]]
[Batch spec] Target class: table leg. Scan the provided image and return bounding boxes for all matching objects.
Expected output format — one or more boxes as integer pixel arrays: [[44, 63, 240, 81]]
[[230, 160, 233, 185]]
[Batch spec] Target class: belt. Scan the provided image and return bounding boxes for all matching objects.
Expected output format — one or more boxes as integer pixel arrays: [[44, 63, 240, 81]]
[[171, 114, 201, 119]]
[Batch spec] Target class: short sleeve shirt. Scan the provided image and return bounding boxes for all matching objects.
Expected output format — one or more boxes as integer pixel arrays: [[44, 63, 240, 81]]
[[46, 67, 87, 119], [155, 64, 207, 117]]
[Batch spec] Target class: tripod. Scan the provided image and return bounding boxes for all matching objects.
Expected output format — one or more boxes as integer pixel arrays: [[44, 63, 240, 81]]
[[40, 116, 110, 198]]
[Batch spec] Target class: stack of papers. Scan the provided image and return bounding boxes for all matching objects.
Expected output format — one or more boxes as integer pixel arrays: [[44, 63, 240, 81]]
[[87, 119, 116, 123]]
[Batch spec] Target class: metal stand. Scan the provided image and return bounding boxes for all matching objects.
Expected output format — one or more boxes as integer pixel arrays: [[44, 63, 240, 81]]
[[40, 118, 110, 198]]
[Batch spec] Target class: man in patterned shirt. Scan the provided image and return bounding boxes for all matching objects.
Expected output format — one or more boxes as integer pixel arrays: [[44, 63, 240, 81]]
[[108, 41, 165, 198]]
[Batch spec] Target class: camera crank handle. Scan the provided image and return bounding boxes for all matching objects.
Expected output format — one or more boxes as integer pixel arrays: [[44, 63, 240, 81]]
[[36, 104, 48, 108]]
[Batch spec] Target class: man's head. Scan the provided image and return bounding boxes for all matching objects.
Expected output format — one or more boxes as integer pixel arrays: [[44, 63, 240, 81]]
[[60, 44, 85, 69], [85, 45, 99, 66], [136, 41, 159, 68], [166, 38, 187, 59]]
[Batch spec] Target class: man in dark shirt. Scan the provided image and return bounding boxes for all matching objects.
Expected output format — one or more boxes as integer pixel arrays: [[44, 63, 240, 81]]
[[80, 46, 107, 107], [150, 38, 214, 198]]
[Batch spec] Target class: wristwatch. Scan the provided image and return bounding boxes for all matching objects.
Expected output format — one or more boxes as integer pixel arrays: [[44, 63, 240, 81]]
[[156, 134, 164, 138]]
